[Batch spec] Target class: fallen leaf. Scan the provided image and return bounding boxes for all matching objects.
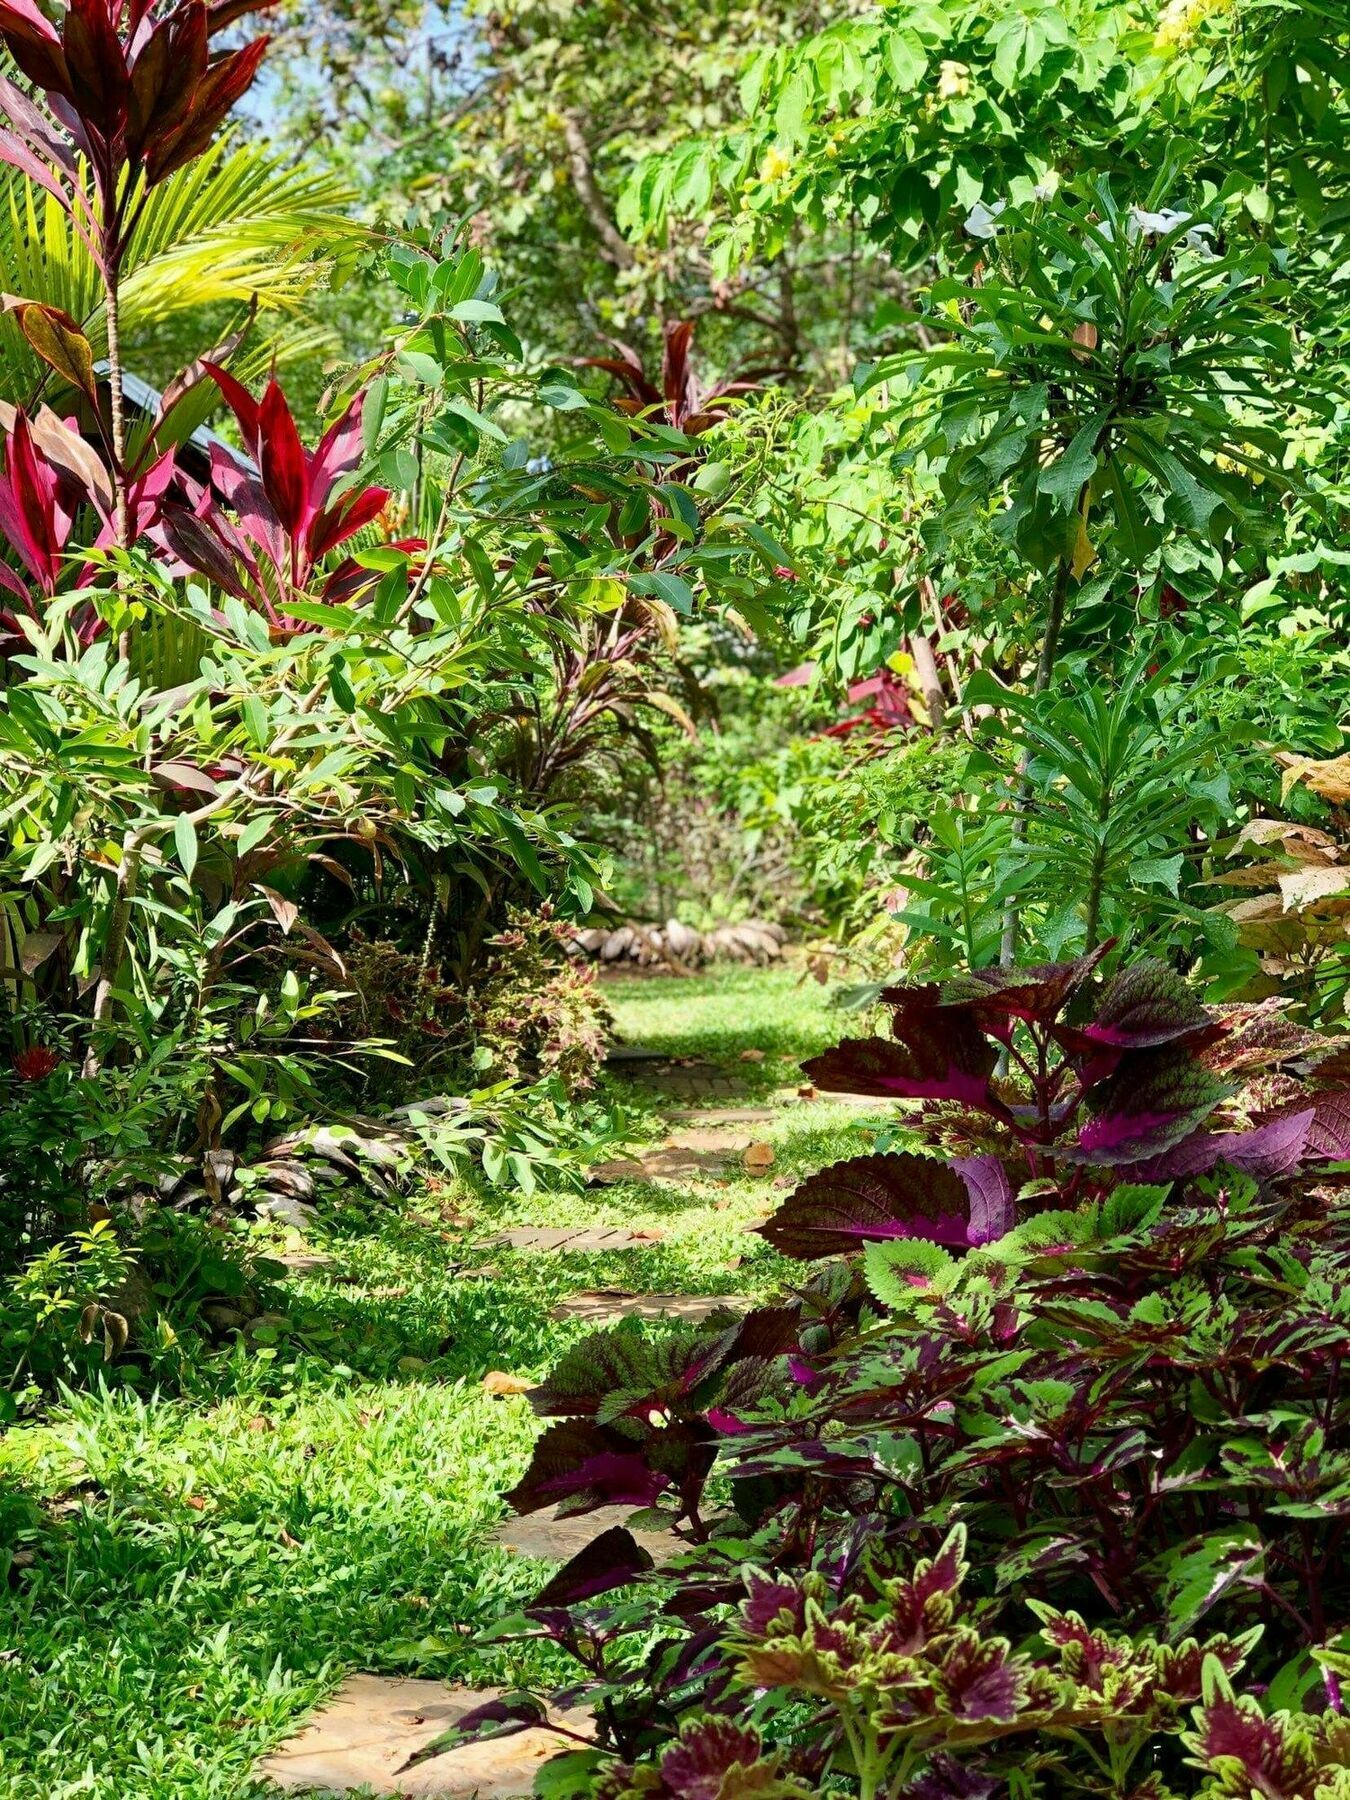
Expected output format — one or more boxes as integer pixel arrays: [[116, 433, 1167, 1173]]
[[1279, 752, 1350, 806], [278, 1528, 302, 1549], [743, 1143, 776, 1173], [184, 1495, 207, 1511], [246, 1415, 271, 1434], [739, 1048, 766, 1063], [797, 1085, 818, 1100], [482, 1370, 534, 1397]]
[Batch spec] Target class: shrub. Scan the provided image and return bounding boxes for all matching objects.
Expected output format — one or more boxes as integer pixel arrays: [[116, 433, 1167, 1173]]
[[468, 906, 612, 1096], [454, 951, 1350, 1795]]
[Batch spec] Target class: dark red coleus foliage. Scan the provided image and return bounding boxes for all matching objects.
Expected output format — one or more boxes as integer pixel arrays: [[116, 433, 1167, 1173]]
[[773, 946, 1336, 1251], [158, 369, 389, 627], [482, 955, 1350, 1797]]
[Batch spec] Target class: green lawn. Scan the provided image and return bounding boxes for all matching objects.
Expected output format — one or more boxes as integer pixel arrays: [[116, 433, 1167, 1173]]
[[0, 966, 879, 1800]]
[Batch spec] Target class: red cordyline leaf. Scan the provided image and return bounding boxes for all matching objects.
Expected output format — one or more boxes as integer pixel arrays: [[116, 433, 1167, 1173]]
[[0, 0, 273, 208], [0, 409, 83, 597], [164, 371, 389, 623]]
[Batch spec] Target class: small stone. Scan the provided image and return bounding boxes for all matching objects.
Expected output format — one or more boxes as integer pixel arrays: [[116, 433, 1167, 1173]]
[[550, 1291, 742, 1327], [587, 1158, 649, 1185], [742, 1143, 776, 1174], [255, 1161, 315, 1201], [200, 1302, 246, 1334], [255, 1192, 318, 1234], [493, 1503, 673, 1565]]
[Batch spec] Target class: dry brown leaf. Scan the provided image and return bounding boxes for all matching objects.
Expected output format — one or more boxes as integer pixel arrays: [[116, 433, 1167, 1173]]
[[1233, 818, 1340, 860], [1278, 866, 1350, 914], [1279, 753, 1350, 807], [482, 1370, 534, 1397], [739, 1048, 766, 1063]]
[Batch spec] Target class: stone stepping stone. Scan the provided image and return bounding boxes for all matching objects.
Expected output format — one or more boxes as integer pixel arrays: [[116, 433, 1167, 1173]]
[[587, 1156, 649, 1185], [550, 1289, 742, 1327], [255, 1673, 586, 1796], [493, 1502, 673, 1565], [668, 1107, 778, 1127], [277, 1251, 333, 1275], [489, 1226, 662, 1254], [628, 1061, 746, 1102], [638, 1145, 731, 1179], [603, 1042, 670, 1065]]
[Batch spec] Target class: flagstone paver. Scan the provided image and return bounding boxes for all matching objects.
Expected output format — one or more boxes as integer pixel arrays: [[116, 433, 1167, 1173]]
[[492, 1502, 674, 1564], [256, 1674, 588, 1796], [549, 1289, 742, 1327]]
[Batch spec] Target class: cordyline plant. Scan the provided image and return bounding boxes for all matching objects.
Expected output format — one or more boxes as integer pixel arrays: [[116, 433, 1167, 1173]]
[[0, 0, 275, 553], [457, 951, 1350, 1795], [158, 366, 390, 628]]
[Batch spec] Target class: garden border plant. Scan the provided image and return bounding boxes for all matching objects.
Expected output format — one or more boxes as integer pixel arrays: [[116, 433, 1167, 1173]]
[[427, 948, 1350, 1796]]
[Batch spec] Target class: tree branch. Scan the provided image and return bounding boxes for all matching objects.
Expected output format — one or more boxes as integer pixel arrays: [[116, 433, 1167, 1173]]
[[561, 111, 633, 269]]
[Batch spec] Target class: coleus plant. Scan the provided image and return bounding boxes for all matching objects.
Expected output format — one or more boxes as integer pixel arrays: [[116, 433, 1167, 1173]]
[[418, 1515, 1327, 1798], [486, 952, 1350, 1793], [765, 943, 1339, 1261]]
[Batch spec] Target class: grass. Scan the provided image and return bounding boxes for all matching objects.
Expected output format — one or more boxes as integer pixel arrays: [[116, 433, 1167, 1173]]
[[0, 964, 880, 1800]]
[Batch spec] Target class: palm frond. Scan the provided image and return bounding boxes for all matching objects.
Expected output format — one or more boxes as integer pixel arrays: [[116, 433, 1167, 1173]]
[[0, 136, 364, 403]]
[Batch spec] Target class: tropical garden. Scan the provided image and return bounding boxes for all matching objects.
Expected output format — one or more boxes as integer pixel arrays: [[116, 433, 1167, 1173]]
[[0, 0, 1348, 1795]]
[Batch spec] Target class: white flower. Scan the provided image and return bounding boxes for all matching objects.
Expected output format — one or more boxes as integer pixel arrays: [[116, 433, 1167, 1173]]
[[1128, 206, 1216, 254], [964, 198, 1006, 240]]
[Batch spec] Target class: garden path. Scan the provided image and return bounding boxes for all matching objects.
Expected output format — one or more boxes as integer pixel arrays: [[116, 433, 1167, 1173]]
[[0, 967, 884, 1800]]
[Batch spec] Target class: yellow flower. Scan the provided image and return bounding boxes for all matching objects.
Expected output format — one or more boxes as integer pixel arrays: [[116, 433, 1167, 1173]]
[[760, 145, 793, 183], [1154, 0, 1232, 52], [937, 59, 971, 100]]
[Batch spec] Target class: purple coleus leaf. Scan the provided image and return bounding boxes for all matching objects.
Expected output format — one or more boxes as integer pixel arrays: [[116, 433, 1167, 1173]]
[[1260, 1086, 1350, 1160], [932, 1630, 1028, 1723], [658, 1717, 775, 1800], [528, 1526, 654, 1609], [529, 1324, 739, 1423], [1070, 1049, 1229, 1167], [802, 1018, 999, 1113], [1054, 959, 1222, 1054], [399, 1694, 549, 1772], [1186, 1688, 1315, 1794], [1129, 1109, 1314, 1182], [904, 1755, 999, 1800], [505, 1420, 673, 1517], [757, 1153, 1015, 1261], [925, 943, 1112, 1036], [949, 1157, 1015, 1244]]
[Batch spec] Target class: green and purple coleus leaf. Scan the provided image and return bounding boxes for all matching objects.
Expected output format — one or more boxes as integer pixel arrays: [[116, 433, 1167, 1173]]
[[756, 1152, 1016, 1261]]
